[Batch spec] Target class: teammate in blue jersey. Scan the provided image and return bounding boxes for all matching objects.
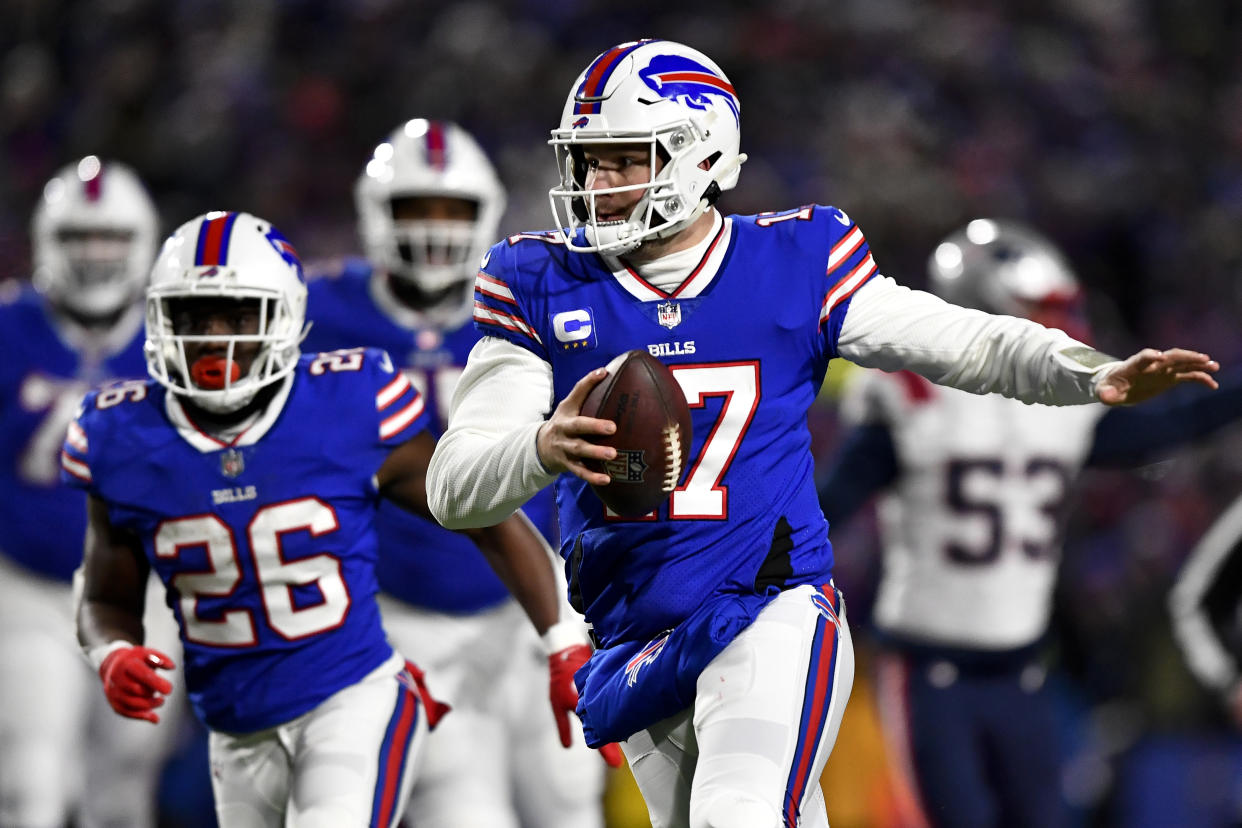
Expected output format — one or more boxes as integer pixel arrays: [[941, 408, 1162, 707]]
[[0, 157, 186, 828], [817, 219, 1242, 828], [68, 210, 574, 828], [425, 39, 1220, 828], [304, 118, 615, 827]]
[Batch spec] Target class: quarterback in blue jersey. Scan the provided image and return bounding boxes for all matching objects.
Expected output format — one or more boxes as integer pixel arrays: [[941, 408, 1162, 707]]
[[68, 211, 571, 828], [0, 157, 184, 828], [426, 39, 1221, 828], [304, 118, 614, 827], [818, 219, 1242, 828]]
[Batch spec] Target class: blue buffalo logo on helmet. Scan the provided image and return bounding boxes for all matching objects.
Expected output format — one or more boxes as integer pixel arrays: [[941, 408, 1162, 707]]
[[639, 54, 739, 126], [264, 227, 304, 278]]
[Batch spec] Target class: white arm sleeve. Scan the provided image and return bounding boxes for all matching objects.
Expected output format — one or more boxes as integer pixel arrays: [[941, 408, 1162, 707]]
[[837, 276, 1121, 405], [427, 337, 559, 529]]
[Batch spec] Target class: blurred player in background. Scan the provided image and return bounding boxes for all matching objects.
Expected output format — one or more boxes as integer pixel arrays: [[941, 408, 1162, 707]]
[[303, 118, 613, 827], [69, 210, 578, 827], [425, 38, 1218, 828], [818, 219, 1242, 828], [1171, 491, 1242, 727], [0, 156, 184, 828]]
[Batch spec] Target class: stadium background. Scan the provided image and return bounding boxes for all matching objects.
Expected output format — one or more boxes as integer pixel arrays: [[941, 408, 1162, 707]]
[[3, 1, 1242, 825]]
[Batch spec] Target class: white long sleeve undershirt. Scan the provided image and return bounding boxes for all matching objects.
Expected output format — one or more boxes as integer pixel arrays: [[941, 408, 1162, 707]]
[[427, 273, 1119, 529]]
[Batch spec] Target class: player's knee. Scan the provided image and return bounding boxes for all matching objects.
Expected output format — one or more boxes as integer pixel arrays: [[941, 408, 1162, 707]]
[[691, 792, 781, 828]]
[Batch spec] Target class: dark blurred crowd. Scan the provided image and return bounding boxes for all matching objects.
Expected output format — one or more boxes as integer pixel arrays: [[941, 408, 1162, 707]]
[[3, 1, 1242, 824]]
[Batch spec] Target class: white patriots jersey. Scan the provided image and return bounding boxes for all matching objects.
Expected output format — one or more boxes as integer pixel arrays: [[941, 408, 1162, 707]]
[[842, 368, 1107, 648]]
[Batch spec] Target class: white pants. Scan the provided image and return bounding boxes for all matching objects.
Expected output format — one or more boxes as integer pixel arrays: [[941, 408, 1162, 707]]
[[622, 584, 855, 828], [379, 595, 607, 828], [208, 652, 427, 828]]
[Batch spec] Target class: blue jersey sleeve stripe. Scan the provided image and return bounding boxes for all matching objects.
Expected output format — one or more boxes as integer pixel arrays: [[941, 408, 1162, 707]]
[[825, 225, 865, 275], [473, 301, 543, 346], [66, 420, 89, 453], [476, 272, 517, 305], [379, 392, 426, 441], [60, 449, 92, 483], [375, 373, 413, 412], [820, 254, 877, 323]]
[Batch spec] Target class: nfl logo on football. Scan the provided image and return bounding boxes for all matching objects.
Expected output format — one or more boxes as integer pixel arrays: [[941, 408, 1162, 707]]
[[657, 300, 681, 329]]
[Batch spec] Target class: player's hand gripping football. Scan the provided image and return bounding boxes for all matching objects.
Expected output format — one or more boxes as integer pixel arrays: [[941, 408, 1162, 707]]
[[548, 643, 624, 768], [1096, 348, 1219, 406], [98, 645, 176, 724], [536, 368, 616, 486]]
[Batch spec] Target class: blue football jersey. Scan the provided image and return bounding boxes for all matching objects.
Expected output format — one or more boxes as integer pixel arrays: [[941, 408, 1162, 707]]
[[473, 207, 876, 646], [61, 348, 431, 733], [304, 259, 557, 613], [0, 284, 147, 580]]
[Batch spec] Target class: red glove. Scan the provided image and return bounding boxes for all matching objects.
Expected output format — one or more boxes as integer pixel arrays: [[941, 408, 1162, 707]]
[[548, 643, 624, 768], [98, 645, 175, 724]]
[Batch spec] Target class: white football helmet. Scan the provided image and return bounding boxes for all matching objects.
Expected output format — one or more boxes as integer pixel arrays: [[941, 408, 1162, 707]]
[[144, 211, 309, 413], [549, 39, 747, 256], [32, 156, 158, 321], [929, 218, 1088, 338], [355, 119, 506, 307]]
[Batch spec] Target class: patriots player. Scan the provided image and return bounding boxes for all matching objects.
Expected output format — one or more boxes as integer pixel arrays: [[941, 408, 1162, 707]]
[[0, 157, 184, 828], [303, 118, 615, 827], [67, 211, 574, 828], [818, 219, 1242, 828], [425, 39, 1219, 828]]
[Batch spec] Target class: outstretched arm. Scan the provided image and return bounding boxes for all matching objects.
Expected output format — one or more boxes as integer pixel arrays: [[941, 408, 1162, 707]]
[[837, 277, 1217, 406], [77, 495, 175, 724]]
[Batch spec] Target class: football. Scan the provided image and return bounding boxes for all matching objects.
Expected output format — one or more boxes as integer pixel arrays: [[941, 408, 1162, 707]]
[[579, 349, 693, 517]]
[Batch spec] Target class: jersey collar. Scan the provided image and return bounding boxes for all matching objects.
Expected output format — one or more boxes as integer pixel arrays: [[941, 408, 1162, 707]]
[[604, 213, 733, 302], [165, 374, 294, 453]]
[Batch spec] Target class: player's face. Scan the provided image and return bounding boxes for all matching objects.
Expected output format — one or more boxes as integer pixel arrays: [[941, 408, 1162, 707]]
[[170, 297, 263, 390], [56, 227, 135, 290], [392, 195, 477, 223], [582, 145, 660, 223], [391, 195, 478, 267]]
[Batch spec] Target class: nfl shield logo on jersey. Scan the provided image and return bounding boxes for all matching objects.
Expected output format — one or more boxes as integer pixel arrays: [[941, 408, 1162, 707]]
[[657, 300, 681, 329], [219, 448, 245, 478]]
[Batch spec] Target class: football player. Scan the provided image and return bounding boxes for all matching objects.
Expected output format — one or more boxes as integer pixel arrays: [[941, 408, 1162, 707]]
[[68, 211, 578, 828], [424, 38, 1218, 828], [303, 118, 615, 827], [817, 219, 1242, 827], [0, 157, 184, 828]]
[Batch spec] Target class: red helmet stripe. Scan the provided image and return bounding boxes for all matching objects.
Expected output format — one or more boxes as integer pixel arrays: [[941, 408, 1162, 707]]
[[652, 70, 735, 97], [575, 40, 651, 114], [84, 168, 103, 202], [194, 212, 240, 266], [426, 121, 447, 171]]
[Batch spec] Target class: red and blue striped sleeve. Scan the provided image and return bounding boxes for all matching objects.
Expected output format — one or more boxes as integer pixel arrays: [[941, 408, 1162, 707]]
[[472, 246, 544, 356], [60, 406, 95, 492], [372, 354, 430, 446], [818, 210, 879, 352]]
